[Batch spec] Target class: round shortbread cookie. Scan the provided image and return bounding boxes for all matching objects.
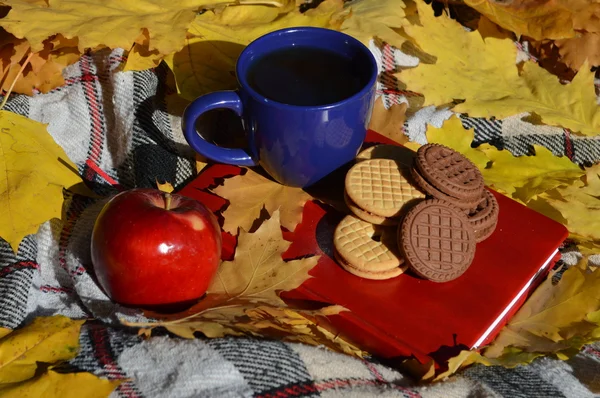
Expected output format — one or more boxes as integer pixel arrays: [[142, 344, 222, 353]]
[[415, 144, 483, 201], [400, 199, 476, 283], [344, 190, 396, 225], [334, 249, 405, 280], [356, 144, 416, 168], [345, 159, 425, 220], [333, 215, 405, 272], [410, 165, 480, 210]]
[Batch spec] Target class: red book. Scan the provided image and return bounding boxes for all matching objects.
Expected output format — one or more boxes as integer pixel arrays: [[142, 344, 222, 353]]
[[178, 131, 568, 366]]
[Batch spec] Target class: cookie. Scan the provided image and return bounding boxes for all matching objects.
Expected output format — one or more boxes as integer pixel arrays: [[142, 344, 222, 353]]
[[344, 190, 391, 225], [356, 144, 416, 168], [474, 222, 497, 243], [410, 164, 480, 210], [333, 215, 406, 280], [415, 144, 483, 202], [345, 159, 425, 225], [467, 190, 499, 242], [400, 199, 476, 283], [334, 250, 406, 280]]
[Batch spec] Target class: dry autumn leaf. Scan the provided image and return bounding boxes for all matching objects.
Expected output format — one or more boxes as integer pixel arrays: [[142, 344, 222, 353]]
[[156, 179, 175, 193], [463, 0, 580, 40], [0, 370, 122, 398], [480, 144, 583, 202], [166, 0, 345, 100], [537, 168, 600, 242], [400, 1, 600, 136], [485, 266, 600, 357], [367, 97, 408, 144], [0, 316, 84, 385], [335, 0, 407, 49], [435, 265, 600, 379], [212, 168, 311, 233], [555, 31, 600, 70], [0, 110, 92, 252], [1, 0, 233, 55], [207, 209, 317, 305], [0, 31, 80, 95]]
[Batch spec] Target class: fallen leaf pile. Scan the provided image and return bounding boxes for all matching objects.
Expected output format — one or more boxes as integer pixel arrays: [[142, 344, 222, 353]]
[[0, 316, 121, 396], [124, 210, 364, 357]]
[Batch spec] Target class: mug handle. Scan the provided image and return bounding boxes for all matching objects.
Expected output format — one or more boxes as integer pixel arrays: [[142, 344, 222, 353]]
[[182, 91, 258, 167]]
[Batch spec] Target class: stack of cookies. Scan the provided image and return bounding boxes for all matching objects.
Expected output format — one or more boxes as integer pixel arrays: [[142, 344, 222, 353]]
[[333, 143, 499, 283]]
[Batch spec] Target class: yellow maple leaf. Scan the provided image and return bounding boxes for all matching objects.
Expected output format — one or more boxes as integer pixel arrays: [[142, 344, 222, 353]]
[[400, 1, 600, 136], [485, 266, 600, 357], [335, 0, 407, 49], [542, 173, 600, 241], [208, 209, 317, 304], [212, 168, 312, 234], [420, 116, 491, 171], [1, 0, 233, 55], [481, 144, 583, 202], [367, 97, 408, 145], [0, 370, 122, 398], [463, 0, 579, 40], [0, 111, 91, 252], [0, 316, 84, 385], [165, 0, 345, 100]]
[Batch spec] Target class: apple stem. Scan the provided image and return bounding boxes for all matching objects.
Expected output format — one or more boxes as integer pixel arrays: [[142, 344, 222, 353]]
[[164, 193, 172, 211]]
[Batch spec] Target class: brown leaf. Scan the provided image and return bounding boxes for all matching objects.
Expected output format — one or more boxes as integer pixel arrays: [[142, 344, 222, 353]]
[[212, 169, 312, 233], [207, 210, 318, 305], [367, 97, 408, 144], [0, 30, 80, 95], [556, 31, 600, 70]]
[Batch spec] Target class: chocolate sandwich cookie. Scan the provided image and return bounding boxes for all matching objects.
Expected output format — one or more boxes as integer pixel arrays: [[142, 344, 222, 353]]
[[410, 164, 480, 210], [400, 199, 476, 283], [415, 144, 484, 202], [345, 158, 425, 225], [467, 190, 499, 243], [333, 215, 406, 280]]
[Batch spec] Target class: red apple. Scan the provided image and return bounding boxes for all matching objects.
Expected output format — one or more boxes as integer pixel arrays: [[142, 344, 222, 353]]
[[90, 188, 222, 307]]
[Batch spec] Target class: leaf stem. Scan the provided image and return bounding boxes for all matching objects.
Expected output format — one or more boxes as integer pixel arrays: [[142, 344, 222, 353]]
[[0, 52, 34, 111]]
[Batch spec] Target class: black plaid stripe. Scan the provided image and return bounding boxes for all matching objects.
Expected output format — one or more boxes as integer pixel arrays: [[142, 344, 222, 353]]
[[121, 65, 194, 190], [67, 323, 142, 397], [572, 137, 600, 166], [208, 337, 318, 396], [0, 236, 38, 329], [459, 115, 503, 144], [502, 133, 566, 158], [2, 94, 29, 117], [0, 267, 36, 328], [464, 363, 567, 398]]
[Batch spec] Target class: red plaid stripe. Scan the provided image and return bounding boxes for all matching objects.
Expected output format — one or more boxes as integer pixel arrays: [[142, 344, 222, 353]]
[[88, 324, 140, 398], [0, 261, 38, 277]]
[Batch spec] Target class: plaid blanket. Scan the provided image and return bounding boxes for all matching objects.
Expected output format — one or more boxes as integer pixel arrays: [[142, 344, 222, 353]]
[[2, 40, 600, 397]]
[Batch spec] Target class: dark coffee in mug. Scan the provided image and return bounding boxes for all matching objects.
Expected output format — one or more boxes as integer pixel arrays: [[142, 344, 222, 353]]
[[246, 46, 370, 106]]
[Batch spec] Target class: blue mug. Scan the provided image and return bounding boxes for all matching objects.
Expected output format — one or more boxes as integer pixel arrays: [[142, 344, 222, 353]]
[[182, 27, 378, 188]]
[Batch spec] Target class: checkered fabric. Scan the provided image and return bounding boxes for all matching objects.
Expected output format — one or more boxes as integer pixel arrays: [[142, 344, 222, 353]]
[[1, 37, 600, 398]]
